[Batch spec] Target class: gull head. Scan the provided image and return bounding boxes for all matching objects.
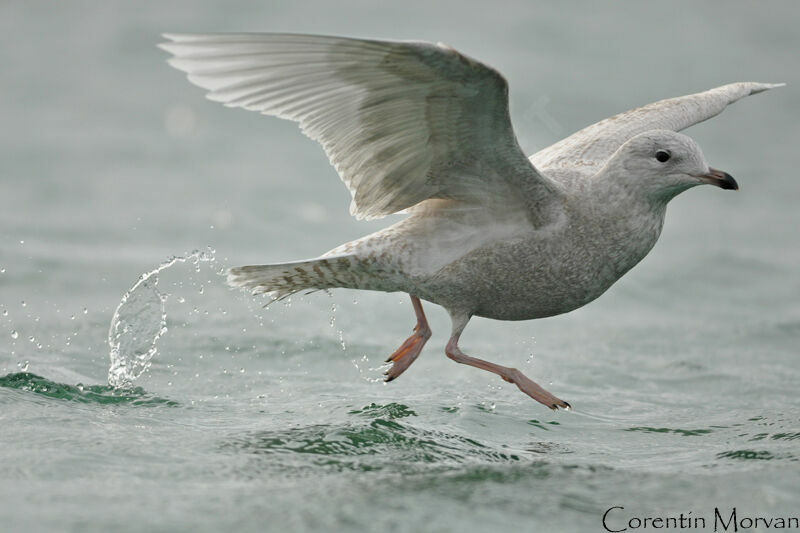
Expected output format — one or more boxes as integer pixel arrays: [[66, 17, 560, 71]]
[[603, 129, 738, 203]]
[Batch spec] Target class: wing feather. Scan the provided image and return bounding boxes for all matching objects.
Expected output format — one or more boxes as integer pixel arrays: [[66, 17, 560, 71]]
[[161, 33, 560, 220], [532, 82, 784, 176]]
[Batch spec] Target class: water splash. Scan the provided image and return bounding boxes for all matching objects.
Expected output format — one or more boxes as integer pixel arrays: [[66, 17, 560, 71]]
[[107, 248, 215, 388]]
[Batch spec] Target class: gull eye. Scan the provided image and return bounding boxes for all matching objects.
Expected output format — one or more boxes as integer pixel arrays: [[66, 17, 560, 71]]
[[655, 149, 671, 163]]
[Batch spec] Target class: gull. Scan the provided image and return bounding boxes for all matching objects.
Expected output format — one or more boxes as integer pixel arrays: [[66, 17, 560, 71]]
[[160, 33, 782, 410]]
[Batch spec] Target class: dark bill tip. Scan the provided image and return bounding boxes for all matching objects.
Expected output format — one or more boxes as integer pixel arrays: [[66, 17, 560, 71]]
[[717, 171, 739, 190], [700, 167, 739, 191]]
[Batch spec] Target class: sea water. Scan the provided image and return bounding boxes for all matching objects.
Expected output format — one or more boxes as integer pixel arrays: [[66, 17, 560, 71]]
[[1, 2, 799, 532]]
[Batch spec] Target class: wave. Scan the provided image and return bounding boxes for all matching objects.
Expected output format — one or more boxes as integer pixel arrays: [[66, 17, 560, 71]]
[[222, 402, 548, 475], [0, 372, 177, 407]]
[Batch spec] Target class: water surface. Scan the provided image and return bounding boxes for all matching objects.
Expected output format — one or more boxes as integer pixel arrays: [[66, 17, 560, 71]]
[[1, 2, 799, 531]]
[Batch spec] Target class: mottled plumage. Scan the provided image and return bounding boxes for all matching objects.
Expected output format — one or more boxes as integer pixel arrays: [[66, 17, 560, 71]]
[[161, 33, 781, 410]]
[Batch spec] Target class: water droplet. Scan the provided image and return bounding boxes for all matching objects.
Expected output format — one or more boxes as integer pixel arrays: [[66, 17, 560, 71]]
[[20, 301, 26, 307], [2, 310, 6, 316], [198, 286, 204, 295], [82, 307, 88, 314], [178, 296, 185, 303], [19, 240, 24, 245], [28, 336, 35, 342], [239, 368, 245, 373], [17, 361, 29, 372], [70, 315, 75, 320], [10, 330, 18, 339], [0, 268, 5, 273]]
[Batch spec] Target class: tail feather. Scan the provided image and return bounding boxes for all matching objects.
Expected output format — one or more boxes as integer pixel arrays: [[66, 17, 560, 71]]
[[227, 255, 363, 301]]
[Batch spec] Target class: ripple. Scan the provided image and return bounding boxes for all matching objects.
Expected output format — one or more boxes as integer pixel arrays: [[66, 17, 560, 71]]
[[0, 372, 177, 406], [716, 449, 776, 461], [527, 419, 561, 431], [770, 432, 800, 441], [625, 426, 714, 437], [224, 403, 529, 474], [666, 360, 706, 371], [348, 402, 417, 419]]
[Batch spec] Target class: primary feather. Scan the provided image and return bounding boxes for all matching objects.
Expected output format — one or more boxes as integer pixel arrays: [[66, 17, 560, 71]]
[[160, 33, 560, 221], [532, 82, 784, 175]]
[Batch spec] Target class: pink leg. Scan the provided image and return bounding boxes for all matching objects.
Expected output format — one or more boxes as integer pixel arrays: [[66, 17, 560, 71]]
[[384, 295, 432, 382], [445, 315, 570, 411]]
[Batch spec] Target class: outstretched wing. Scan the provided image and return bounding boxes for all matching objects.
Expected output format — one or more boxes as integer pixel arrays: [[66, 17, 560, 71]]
[[160, 33, 561, 220], [532, 82, 784, 176]]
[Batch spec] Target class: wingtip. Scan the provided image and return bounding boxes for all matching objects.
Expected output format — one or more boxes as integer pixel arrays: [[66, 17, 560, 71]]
[[750, 82, 787, 94], [159, 33, 219, 51], [161, 32, 195, 42], [158, 34, 187, 55], [718, 81, 787, 102]]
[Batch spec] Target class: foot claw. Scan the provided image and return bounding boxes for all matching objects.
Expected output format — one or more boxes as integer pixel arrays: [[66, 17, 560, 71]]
[[503, 369, 568, 411], [383, 332, 428, 382], [549, 400, 570, 410]]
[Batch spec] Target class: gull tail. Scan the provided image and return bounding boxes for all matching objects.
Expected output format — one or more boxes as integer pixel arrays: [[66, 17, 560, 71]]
[[227, 255, 369, 302]]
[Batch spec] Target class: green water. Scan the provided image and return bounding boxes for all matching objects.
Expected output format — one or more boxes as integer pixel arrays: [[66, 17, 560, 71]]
[[0, 372, 176, 406], [1, 1, 799, 532]]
